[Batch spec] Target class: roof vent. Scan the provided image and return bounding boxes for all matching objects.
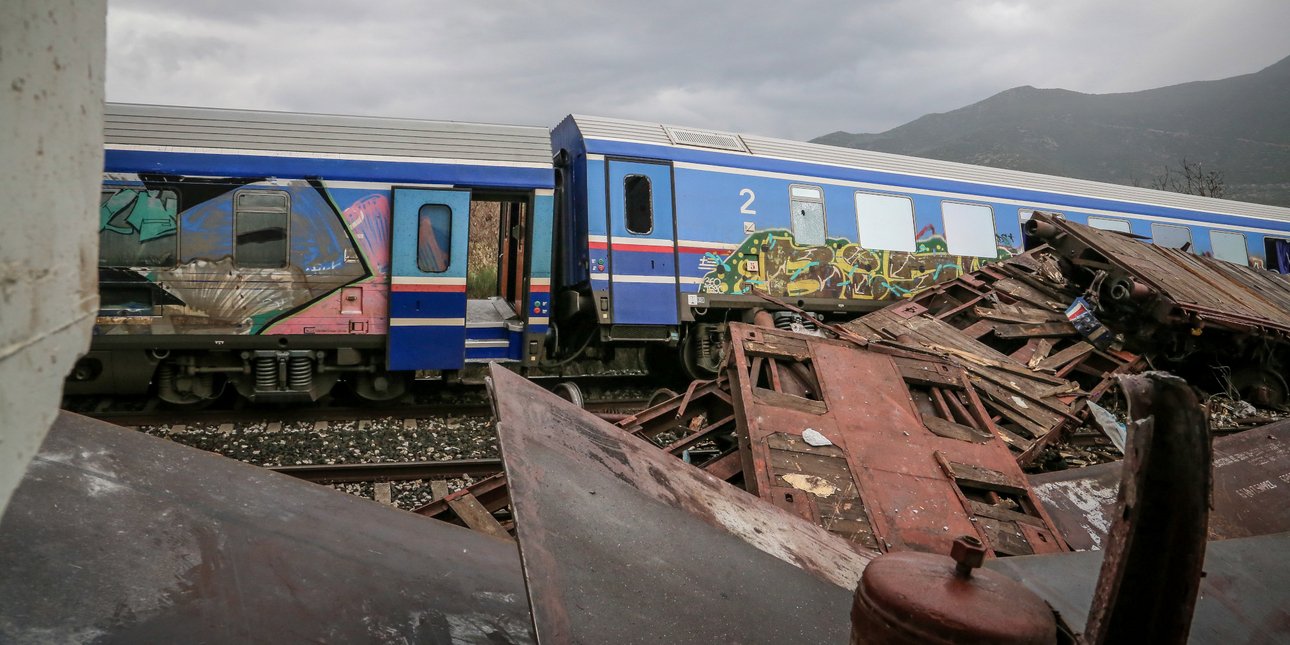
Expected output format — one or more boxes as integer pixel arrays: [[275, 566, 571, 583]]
[[664, 126, 749, 153]]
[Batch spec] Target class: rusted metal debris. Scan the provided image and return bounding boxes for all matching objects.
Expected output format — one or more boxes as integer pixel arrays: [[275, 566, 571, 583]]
[[1084, 373, 1211, 644], [0, 412, 533, 643], [1027, 212, 1290, 407], [1031, 416, 1290, 549], [839, 249, 1145, 467], [488, 365, 874, 644], [726, 322, 1069, 557], [989, 532, 1290, 645]]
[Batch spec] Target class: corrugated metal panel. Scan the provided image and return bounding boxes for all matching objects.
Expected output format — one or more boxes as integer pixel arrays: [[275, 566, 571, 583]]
[[106, 103, 553, 166], [567, 115, 1290, 223]]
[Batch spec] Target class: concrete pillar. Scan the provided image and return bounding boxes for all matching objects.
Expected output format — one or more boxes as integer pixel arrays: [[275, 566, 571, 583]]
[[0, 1, 105, 516]]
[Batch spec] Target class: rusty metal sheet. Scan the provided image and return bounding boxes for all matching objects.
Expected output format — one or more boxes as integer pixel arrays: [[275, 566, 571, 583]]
[[489, 365, 873, 645], [0, 412, 532, 644], [986, 532, 1290, 644], [726, 322, 1068, 558], [1031, 418, 1290, 549]]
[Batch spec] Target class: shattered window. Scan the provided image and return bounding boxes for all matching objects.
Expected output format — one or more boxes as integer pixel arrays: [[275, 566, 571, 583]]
[[99, 188, 179, 267], [1210, 230, 1249, 266], [790, 184, 826, 246], [1088, 217, 1132, 234], [855, 192, 916, 252], [941, 202, 997, 257], [417, 203, 452, 272], [1151, 223, 1193, 251], [235, 190, 290, 268]]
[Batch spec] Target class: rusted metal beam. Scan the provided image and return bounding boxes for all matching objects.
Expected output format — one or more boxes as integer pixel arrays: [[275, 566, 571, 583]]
[[1084, 372, 1211, 644]]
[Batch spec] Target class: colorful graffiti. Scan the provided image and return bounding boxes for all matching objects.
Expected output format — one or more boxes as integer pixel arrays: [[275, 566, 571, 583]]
[[96, 180, 377, 336], [698, 229, 1017, 300], [99, 188, 179, 266]]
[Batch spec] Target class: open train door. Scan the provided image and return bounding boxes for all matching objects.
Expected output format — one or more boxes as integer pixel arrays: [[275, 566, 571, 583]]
[[388, 188, 470, 371], [605, 160, 679, 325]]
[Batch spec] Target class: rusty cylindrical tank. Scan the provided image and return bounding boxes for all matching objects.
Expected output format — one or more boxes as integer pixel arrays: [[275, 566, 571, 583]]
[[851, 536, 1056, 644]]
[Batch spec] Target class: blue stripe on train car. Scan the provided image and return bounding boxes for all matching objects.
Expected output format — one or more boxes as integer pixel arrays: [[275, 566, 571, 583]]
[[389, 326, 467, 369]]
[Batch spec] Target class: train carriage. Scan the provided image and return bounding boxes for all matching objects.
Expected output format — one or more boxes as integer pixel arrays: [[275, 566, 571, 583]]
[[74, 104, 555, 403], [71, 105, 1290, 399], [549, 114, 1290, 376]]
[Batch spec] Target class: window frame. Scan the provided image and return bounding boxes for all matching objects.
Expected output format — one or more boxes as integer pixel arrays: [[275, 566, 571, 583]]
[[854, 190, 917, 253], [1150, 222, 1193, 251], [416, 202, 453, 273], [1087, 216, 1133, 233], [98, 186, 181, 268], [623, 174, 654, 235], [789, 183, 828, 246], [940, 200, 998, 258], [233, 188, 291, 269], [1209, 229, 1250, 266]]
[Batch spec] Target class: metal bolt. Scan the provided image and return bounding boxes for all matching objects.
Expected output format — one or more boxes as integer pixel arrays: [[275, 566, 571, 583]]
[[951, 535, 986, 578]]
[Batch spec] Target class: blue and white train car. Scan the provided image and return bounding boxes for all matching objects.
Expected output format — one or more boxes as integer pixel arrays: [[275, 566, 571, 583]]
[[78, 104, 555, 403], [550, 114, 1290, 375]]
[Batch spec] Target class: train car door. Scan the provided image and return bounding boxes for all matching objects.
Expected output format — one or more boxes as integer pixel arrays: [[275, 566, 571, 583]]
[[606, 160, 679, 325], [388, 188, 470, 371]]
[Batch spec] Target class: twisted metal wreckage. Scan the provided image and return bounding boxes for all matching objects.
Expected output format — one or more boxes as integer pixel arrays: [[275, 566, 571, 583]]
[[3, 215, 1290, 642]]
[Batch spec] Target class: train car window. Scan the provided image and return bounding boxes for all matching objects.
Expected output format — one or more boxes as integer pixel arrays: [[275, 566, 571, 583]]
[[790, 184, 826, 246], [1018, 209, 1064, 223], [854, 192, 916, 252], [1265, 238, 1290, 274], [234, 190, 290, 268], [1210, 230, 1249, 266], [1150, 222, 1193, 251], [941, 202, 998, 258], [1087, 216, 1132, 233], [624, 175, 653, 235], [416, 203, 452, 272], [99, 188, 179, 267]]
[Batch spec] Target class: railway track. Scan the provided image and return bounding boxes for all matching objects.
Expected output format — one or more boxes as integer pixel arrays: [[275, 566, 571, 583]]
[[63, 376, 660, 510], [64, 374, 662, 427], [269, 458, 504, 483]]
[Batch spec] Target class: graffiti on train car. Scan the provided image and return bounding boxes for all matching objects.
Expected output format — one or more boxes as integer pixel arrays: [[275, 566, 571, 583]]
[[95, 180, 379, 336], [698, 229, 1018, 300]]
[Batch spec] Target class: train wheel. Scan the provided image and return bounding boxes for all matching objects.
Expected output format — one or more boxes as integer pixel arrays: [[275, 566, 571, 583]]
[[551, 382, 585, 408], [352, 371, 408, 403]]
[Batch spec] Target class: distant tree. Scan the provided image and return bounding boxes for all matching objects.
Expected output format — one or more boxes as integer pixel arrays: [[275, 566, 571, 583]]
[[1134, 158, 1226, 198]]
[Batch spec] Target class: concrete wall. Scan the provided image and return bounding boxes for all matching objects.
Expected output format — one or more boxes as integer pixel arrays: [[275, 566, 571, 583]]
[[0, 1, 105, 516]]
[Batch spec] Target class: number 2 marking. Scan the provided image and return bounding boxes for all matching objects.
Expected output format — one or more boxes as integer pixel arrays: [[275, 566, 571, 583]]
[[739, 188, 756, 215]]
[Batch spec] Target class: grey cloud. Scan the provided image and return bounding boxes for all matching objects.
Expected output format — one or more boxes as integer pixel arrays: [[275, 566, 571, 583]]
[[107, 0, 1290, 140]]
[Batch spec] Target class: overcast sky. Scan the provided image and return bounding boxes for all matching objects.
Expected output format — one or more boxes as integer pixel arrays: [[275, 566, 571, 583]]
[[106, 1, 1290, 141]]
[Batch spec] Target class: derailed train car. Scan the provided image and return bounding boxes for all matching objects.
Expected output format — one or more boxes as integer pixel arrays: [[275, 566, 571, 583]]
[[549, 115, 1290, 376], [72, 104, 555, 403], [69, 105, 1290, 401]]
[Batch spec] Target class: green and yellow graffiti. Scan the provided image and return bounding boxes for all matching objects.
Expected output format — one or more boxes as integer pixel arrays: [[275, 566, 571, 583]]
[[698, 229, 1017, 300]]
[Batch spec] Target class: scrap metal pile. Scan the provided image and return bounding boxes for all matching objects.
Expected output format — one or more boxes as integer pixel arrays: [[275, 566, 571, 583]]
[[6, 214, 1290, 642], [423, 214, 1290, 641]]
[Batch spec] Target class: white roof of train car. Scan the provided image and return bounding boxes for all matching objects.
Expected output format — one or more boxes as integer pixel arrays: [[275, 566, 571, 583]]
[[106, 103, 554, 167]]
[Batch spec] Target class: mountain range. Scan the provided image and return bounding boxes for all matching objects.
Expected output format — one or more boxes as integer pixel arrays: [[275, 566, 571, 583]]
[[812, 55, 1290, 207]]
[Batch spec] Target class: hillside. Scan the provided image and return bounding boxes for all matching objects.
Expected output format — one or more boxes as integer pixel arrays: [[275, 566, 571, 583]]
[[812, 55, 1290, 207]]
